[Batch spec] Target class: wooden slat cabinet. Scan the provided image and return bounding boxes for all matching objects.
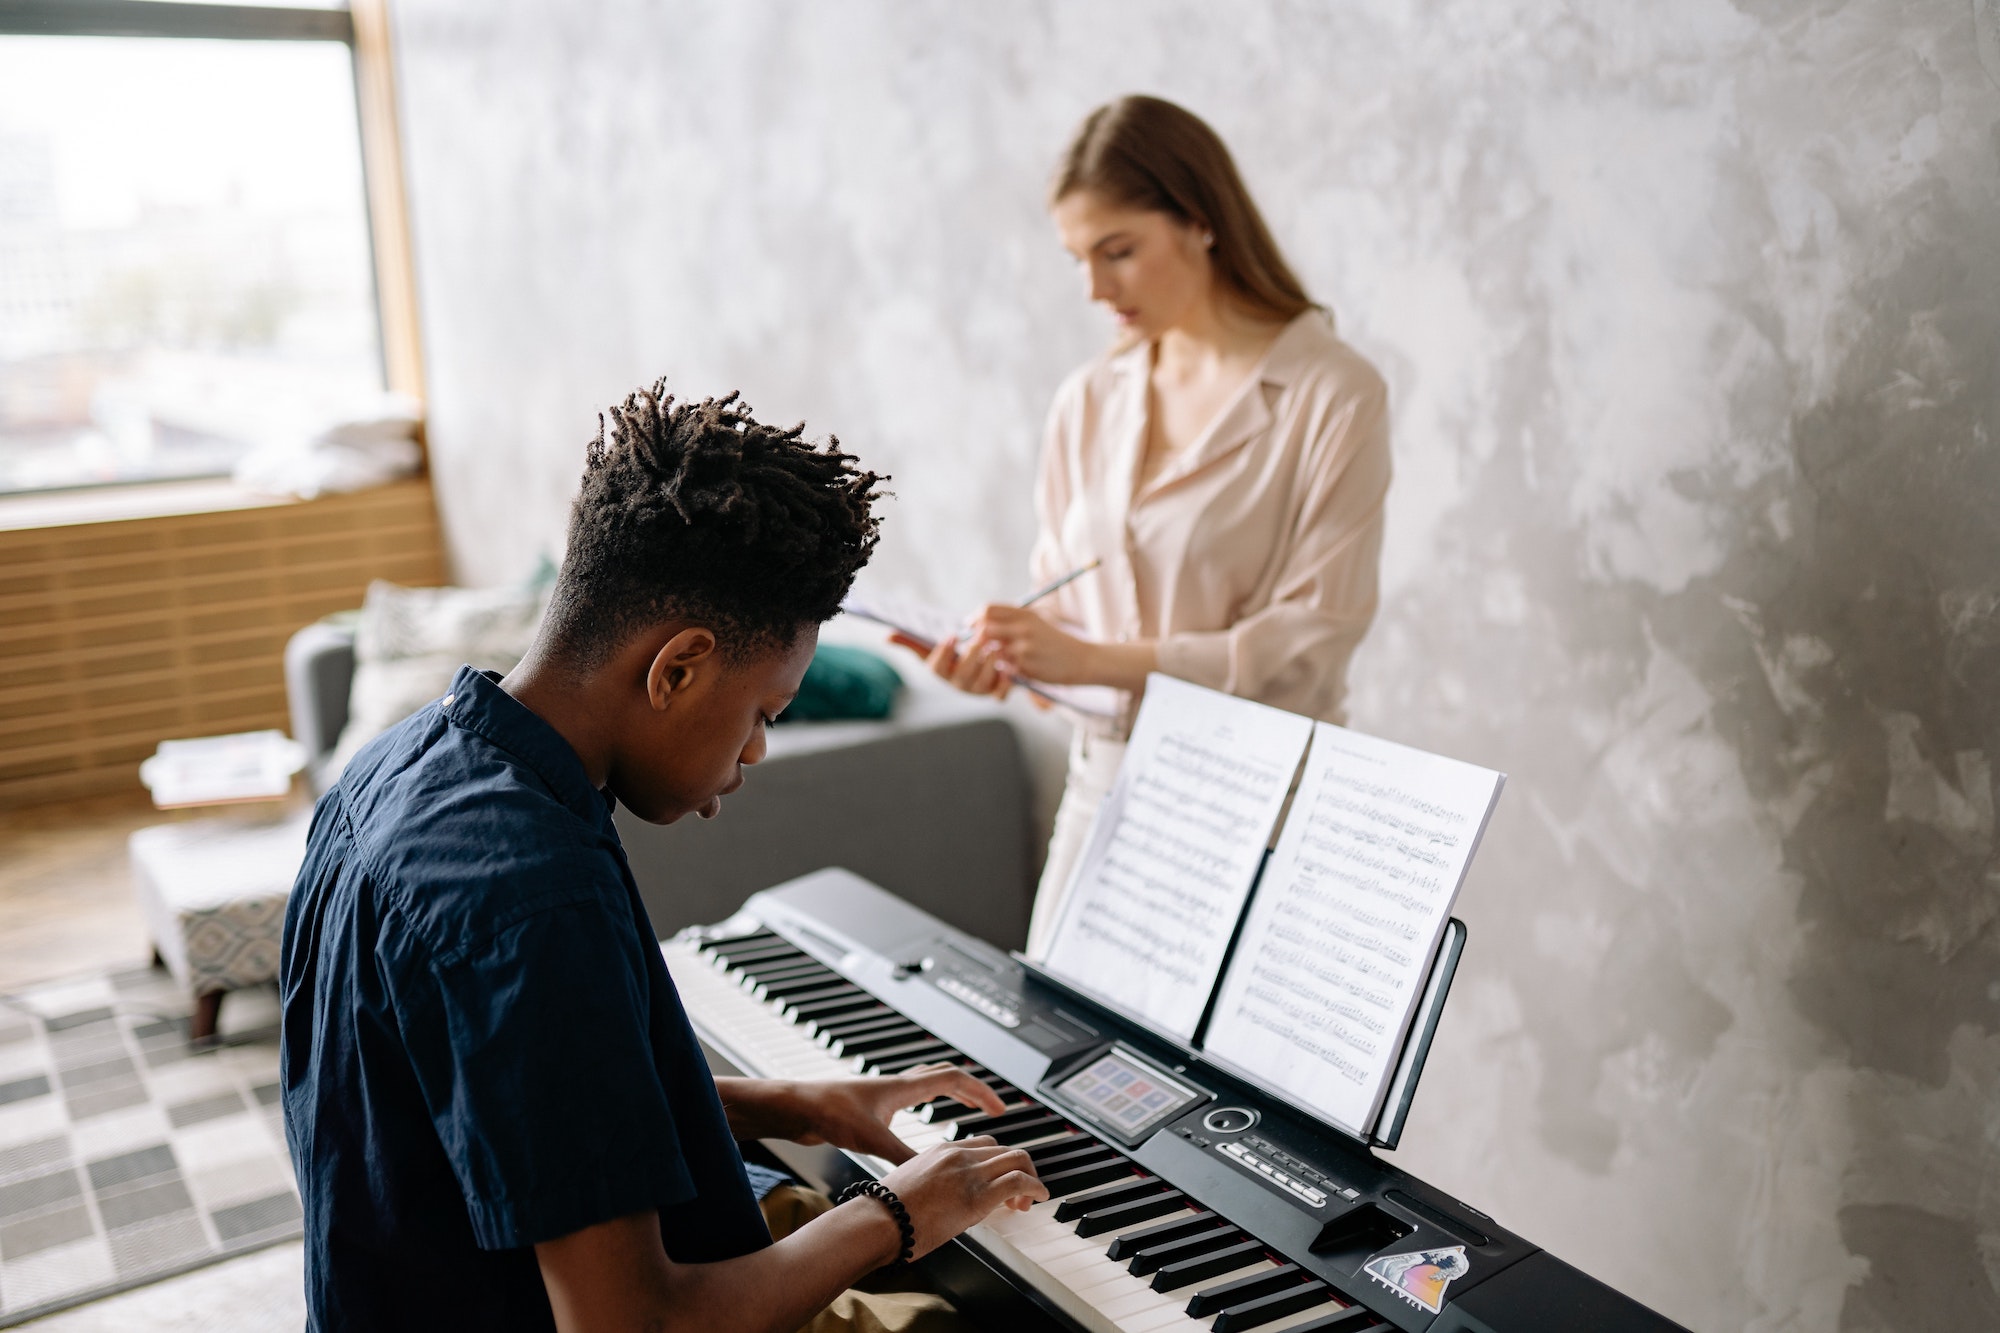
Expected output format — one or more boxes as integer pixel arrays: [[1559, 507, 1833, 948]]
[[0, 478, 445, 808]]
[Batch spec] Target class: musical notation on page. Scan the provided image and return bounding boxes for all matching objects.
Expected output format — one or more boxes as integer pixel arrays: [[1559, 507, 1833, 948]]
[[1042, 674, 1313, 1041], [1202, 723, 1504, 1137]]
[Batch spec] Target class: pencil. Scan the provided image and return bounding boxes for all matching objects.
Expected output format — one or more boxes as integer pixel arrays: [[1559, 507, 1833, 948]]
[[1017, 558, 1102, 610]]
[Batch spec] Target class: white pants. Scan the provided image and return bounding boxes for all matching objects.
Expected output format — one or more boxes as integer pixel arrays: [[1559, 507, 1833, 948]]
[[1023, 729, 1128, 960]]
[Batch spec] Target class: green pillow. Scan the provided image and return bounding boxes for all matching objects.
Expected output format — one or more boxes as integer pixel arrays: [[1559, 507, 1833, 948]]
[[781, 644, 903, 722]]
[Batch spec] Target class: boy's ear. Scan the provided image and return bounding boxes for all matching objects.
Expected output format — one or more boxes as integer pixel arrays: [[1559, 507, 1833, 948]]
[[645, 626, 719, 711]]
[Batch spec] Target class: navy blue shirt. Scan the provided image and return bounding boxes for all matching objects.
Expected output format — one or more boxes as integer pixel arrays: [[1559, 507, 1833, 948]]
[[280, 666, 771, 1331]]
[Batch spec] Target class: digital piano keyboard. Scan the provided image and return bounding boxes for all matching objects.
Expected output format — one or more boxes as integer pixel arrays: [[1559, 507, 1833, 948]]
[[666, 869, 1684, 1333]]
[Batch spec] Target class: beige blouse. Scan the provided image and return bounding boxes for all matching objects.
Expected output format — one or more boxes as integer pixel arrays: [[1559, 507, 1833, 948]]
[[1031, 309, 1391, 736]]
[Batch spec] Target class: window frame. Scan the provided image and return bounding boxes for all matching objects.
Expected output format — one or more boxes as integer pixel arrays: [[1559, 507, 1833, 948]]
[[0, 0, 426, 513]]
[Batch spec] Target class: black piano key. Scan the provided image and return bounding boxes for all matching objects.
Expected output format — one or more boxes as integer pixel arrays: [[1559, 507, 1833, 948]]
[[1150, 1239, 1266, 1292], [1024, 1134, 1096, 1167], [816, 1012, 913, 1045], [1107, 1211, 1225, 1262], [1026, 1136, 1108, 1168], [730, 953, 817, 978], [985, 1114, 1069, 1146], [1025, 1142, 1110, 1174], [1039, 1158, 1139, 1196], [745, 967, 837, 994], [820, 1014, 919, 1044], [736, 957, 826, 982], [698, 931, 779, 957], [829, 1026, 927, 1058], [752, 971, 844, 1001], [712, 942, 802, 967], [744, 963, 834, 989], [946, 1106, 1049, 1138], [860, 1042, 955, 1074], [1185, 1265, 1312, 1317], [1209, 1284, 1338, 1332], [1075, 1191, 1190, 1237], [1277, 1304, 1376, 1332], [855, 1035, 948, 1061], [1053, 1177, 1172, 1222], [775, 985, 863, 1015], [799, 1003, 891, 1033], [1031, 1145, 1118, 1181], [788, 994, 878, 1023], [1125, 1224, 1244, 1275]]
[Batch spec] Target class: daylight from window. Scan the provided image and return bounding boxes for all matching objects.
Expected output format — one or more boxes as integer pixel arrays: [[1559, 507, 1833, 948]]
[[0, 37, 382, 495]]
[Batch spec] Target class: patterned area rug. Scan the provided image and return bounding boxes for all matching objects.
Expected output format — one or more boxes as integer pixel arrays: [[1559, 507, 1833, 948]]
[[0, 965, 298, 1326]]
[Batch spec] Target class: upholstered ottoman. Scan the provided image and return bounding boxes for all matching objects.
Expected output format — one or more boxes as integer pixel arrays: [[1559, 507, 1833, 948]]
[[128, 811, 311, 1041]]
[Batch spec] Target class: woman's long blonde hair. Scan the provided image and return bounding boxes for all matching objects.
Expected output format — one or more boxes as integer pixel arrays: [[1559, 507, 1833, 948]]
[[1051, 95, 1315, 327]]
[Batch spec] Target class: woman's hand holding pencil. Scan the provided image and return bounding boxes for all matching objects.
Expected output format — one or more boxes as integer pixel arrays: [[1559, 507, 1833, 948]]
[[887, 559, 1100, 704]]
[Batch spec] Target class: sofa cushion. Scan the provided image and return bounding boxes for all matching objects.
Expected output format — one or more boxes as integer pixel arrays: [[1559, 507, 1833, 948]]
[[327, 577, 549, 779]]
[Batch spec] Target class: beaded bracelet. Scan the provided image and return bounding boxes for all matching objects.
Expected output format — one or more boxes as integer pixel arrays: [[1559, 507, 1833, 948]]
[[836, 1179, 916, 1268]]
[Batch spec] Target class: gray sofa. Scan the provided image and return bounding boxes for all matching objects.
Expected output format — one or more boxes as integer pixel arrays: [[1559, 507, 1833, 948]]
[[284, 623, 1038, 950]]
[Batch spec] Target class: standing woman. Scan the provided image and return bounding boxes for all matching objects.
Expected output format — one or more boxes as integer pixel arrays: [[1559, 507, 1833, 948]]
[[902, 95, 1391, 959]]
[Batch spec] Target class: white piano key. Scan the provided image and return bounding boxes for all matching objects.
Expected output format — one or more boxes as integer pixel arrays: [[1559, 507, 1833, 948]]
[[1110, 1300, 1194, 1329]]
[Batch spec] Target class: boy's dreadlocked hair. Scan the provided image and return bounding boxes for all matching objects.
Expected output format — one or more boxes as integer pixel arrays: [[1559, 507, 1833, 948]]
[[542, 382, 885, 666]]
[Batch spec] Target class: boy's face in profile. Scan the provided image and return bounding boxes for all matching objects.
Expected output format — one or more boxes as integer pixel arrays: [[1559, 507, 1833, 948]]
[[609, 626, 819, 825]]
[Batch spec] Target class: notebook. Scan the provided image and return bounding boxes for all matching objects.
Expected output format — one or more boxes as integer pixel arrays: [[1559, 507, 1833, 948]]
[[840, 591, 1121, 720]]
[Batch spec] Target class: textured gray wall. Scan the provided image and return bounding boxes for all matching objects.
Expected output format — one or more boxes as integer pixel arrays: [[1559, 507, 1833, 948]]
[[389, 3, 2000, 1328]]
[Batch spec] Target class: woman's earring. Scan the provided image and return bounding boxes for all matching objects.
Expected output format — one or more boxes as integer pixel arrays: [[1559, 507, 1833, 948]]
[[1202, 231, 1215, 249]]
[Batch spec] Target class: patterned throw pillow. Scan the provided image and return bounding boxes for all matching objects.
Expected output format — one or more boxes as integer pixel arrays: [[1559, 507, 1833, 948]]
[[326, 576, 551, 779]]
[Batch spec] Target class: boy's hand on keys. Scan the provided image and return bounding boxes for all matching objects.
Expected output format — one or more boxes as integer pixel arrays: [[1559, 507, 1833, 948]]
[[781, 1064, 1005, 1163]]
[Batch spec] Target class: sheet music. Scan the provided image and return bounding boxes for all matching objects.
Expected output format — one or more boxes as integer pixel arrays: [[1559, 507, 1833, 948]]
[[1202, 723, 1504, 1137], [1042, 674, 1312, 1041]]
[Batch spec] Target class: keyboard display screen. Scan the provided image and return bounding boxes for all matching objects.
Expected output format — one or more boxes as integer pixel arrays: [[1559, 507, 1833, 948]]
[[1053, 1047, 1204, 1140]]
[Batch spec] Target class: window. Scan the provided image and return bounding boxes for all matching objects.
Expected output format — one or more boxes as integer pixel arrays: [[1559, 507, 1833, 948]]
[[0, 2, 393, 496]]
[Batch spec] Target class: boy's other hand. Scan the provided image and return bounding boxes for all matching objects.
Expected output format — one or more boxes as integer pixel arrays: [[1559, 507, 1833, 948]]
[[785, 1065, 1006, 1163], [878, 1137, 1049, 1257]]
